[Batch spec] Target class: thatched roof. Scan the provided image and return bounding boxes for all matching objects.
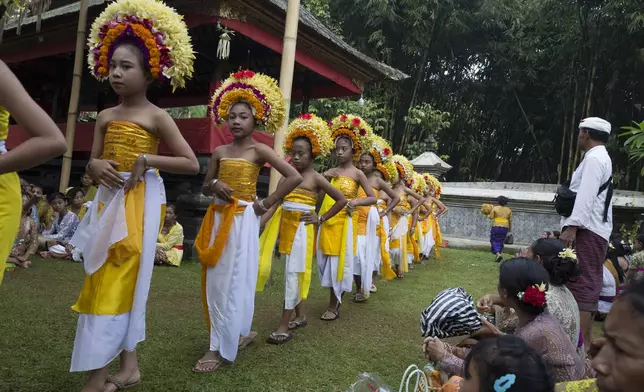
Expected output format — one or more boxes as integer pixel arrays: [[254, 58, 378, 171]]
[[2, 0, 408, 83]]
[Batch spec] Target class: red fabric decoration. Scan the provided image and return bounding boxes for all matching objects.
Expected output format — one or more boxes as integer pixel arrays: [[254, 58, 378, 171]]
[[522, 286, 547, 307]]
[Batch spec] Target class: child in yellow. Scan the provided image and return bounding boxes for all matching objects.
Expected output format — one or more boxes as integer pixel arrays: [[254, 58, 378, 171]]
[[258, 113, 346, 344], [318, 114, 377, 320], [194, 70, 302, 372], [389, 155, 425, 278], [68, 1, 199, 390], [354, 135, 400, 300], [420, 173, 447, 260], [0, 6, 67, 284]]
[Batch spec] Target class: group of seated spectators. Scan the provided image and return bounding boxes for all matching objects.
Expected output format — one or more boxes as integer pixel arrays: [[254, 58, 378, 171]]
[[7, 172, 185, 270]]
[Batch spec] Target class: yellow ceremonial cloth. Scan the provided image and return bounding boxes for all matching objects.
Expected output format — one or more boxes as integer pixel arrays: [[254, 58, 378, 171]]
[[430, 204, 443, 260], [73, 122, 159, 315], [379, 219, 396, 280], [390, 194, 410, 249], [0, 106, 9, 141], [84, 186, 98, 202], [490, 205, 512, 228], [319, 175, 359, 282], [157, 223, 184, 266], [0, 172, 21, 285], [0, 107, 22, 284], [408, 215, 421, 262], [555, 379, 598, 392], [279, 188, 317, 254], [258, 188, 316, 299], [356, 187, 378, 235], [194, 158, 259, 330]]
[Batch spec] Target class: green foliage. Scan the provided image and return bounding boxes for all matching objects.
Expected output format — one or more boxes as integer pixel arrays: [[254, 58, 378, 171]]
[[166, 105, 207, 119], [621, 121, 644, 172]]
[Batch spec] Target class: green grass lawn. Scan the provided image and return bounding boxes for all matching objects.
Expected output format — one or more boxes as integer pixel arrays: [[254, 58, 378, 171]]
[[0, 249, 597, 391]]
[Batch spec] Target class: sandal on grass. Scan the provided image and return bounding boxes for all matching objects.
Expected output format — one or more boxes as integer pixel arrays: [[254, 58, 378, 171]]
[[238, 331, 258, 350], [267, 331, 293, 345], [192, 359, 222, 373], [353, 293, 366, 303], [320, 309, 339, 321], [288, 319, 308, 330], [370, 284, 377, 293], [105, 375, 141, 390]]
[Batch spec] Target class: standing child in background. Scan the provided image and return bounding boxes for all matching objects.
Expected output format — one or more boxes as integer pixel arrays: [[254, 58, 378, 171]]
[[488, 195, 512, 263], [194, 70, 302, 372], [0, 4, 67, 284], [318, 114, 376, 320], [258, 113, 346, 343], [356, 135, 400, 295], [68, 1, 200, 390]]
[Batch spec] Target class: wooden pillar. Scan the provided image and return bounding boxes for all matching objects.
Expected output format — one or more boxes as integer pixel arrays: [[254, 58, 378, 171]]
[[269, 0, 301, 193], [59, 0, 89, 192]]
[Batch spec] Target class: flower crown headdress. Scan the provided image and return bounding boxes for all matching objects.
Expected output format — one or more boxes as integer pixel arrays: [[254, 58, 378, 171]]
[[517, 283, 547, 308], [329, 114, 373, 157], [411, 172, 427, 194], [284, 113, 333, 158], [87, 0, 195, 91], [558, 248, 577, 262], [381, 161, 399, 183], [392, 154, 414, 184], [210, 70, 286, 134], [366, 135, 394, 180]]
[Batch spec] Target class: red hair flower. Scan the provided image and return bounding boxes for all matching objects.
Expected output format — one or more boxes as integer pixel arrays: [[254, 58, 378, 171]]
[[328, 121, 333, 127], [359, 129, 367, 136], [340, 114, 348, 122], [522, 285, 547, 307], [299, 113, 312, 120], [384, 148, 391, 156], [233, 70, 255, 79], [352, 118, 361, 126], [243, 70, 255, 78]]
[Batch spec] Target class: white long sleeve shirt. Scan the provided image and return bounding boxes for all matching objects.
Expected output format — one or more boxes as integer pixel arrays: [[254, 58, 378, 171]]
[[561, 145, 613, 241]]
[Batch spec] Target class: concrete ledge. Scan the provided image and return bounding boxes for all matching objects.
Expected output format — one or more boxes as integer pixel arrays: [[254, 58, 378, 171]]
[[444, 236, 526, 255]]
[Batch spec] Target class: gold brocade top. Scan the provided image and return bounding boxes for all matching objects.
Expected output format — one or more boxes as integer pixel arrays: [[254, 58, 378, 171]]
[[395, 193, 411, 215], [279, 187, 317, 254], [102, 121, 159, 172], [218, 158, 260, 202], [357, 186, 378, 235], [334, 175, 360, 200], [0, 106, 10, 141]]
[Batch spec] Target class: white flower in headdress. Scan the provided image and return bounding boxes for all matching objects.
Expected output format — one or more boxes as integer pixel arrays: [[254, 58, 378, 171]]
[[558, 248, 577, 261]]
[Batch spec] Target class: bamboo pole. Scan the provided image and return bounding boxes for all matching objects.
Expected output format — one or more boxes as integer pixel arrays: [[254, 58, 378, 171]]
[[59, 0, 89, 192], [269, 0, 301, 193]]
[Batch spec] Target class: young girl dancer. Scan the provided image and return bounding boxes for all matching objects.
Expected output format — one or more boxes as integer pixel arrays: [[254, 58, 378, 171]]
[[318, 114, 376, 320], [0, 2, 67, 284], [68, 1, 199, 390], [194, 70, 302, 372], [354, 135, 400, 301], [258, 113, 346, 343]]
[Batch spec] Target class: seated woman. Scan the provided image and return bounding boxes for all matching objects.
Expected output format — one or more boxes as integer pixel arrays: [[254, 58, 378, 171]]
[[424, 258, 587, 383], [476, 239, 584, 357], [154, 204, 184, 267], [8, 193, 39, 268], [66, 187, 88, 220], [38, 192, 79, 259], [555, 279, 644, 392]]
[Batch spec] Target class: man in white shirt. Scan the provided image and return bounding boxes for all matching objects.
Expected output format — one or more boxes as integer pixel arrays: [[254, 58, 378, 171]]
[[560, 116, 613, 350]]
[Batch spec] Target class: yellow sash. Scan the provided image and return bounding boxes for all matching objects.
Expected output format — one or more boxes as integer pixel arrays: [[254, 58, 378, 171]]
[[378, 218, 396, 280]]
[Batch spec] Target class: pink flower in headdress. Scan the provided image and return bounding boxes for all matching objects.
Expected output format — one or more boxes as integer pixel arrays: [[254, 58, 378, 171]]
[[340, 114, 348, 122], [352, 118, 361, 127], [359, 129, 367, 136]]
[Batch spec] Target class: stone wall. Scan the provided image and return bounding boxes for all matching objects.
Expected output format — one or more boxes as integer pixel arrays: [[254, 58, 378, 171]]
[[439, 182, 644, 245]]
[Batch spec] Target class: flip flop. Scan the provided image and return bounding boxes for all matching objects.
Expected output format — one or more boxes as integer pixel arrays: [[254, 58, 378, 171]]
[[288, 319, 308, 330], [267, 331, 293, 345], [320, 309, 339, 321], [495, 255, 503, 263], [192, 359, 222, 373], [353, 293, 366, 303], [370, 284, 377, 293], [238, 331, 258, 350], [105, 375, 141, 390]]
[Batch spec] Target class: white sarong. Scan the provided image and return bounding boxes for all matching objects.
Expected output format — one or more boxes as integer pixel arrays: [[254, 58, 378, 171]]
[[282, 201, 315, 310], [422, 225, 435, 257], [390, 214, 408, 267], [70, 170, 165, 372], [353, 207, 379, 296], [317, 214, 354, 302], [205, 199, 259, 362]]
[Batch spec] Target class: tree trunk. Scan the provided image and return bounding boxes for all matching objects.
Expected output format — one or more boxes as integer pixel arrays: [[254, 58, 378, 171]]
[[558, 111, 568, 184], [585, 51, 598, 117], [512, 88, 551, 182], [567, 80, 579, 180]]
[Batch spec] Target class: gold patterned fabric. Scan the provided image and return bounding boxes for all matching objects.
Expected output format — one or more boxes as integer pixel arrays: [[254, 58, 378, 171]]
[[102, 121, 159, 172], [356, 187, 378, 235], [319, 175, 359, 256], [218, 158, 260, 203], [334, 175, 360, 200], [278, 188, 317, 255], [555, 379, 598, 392], [0, 106, 9, 141]]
